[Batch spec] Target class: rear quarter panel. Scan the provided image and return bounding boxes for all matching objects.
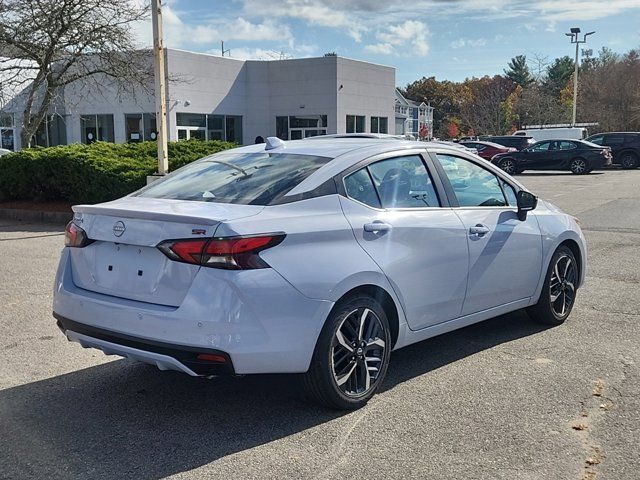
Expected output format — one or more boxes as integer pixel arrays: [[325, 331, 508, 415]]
[[215, 196, 407, 319]]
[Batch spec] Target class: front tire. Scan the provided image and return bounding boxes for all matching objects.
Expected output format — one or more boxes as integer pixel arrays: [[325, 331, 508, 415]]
[[303, 294, 391, 410], [570, 158, 589, 174], [527, 245, 579, 325]]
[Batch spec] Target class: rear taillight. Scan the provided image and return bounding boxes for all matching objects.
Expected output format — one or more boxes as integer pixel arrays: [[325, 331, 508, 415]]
[[64, 221, 93, 248], [157, 234, 285, 270]]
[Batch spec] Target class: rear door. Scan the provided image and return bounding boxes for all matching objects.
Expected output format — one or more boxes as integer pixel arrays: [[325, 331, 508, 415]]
[[433, 152, 542, 315], [338, 151, 469, 331]]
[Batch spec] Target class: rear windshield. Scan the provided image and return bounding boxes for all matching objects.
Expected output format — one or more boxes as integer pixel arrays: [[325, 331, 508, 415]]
[[134, 152, 331, 205]]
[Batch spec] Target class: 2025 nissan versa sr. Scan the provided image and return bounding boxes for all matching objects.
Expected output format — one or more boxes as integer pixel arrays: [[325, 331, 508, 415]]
[[54, 137, 586, 409]]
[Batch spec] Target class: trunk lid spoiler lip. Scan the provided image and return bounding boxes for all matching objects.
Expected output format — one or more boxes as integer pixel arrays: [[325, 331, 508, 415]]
[[72, 199, 265, 226]]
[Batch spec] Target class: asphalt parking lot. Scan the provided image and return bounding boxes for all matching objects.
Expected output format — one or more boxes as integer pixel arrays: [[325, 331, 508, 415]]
[[1, 169, 638, 480]]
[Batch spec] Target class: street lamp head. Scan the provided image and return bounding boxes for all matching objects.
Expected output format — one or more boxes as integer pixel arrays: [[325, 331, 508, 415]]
[[570, 27, 581, 34], [585, 31, 596, 37]]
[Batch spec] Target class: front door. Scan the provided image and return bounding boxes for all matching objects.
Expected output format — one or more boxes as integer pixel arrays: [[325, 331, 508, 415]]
[[523, 140, 556, 169], [339, 153, 469, 330], [434, 153, 543, 314]]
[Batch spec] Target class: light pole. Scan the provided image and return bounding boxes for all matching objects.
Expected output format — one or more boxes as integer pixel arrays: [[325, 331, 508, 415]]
[[565, 27, 595, 126]]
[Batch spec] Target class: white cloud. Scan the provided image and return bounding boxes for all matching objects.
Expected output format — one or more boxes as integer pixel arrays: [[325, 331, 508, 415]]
[[365, 20, 429, 56], [450, 38, 487, 49]]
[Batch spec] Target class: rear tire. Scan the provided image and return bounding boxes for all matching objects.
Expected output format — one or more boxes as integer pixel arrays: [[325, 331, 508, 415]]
[[620, 152, 639, 169], [570, 158, 588, 174], [499, 158, 517, 175], [302, 294, 391, 410], [527, 245, 578, 325]]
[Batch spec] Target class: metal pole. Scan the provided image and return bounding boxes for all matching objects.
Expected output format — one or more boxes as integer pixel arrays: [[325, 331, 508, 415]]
[[151, 0, 168, 175], [572, 40, 579, 126]]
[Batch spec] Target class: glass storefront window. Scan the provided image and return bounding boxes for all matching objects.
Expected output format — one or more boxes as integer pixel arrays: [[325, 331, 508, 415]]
[[81, 114, 114, 143], [177, 112, 243, 143], [1, 113, 15, 150], [275, 115, 326, 140], [125, 113, 143, 142], [176, 113, 206, 127], [144, 113, 157, 141]]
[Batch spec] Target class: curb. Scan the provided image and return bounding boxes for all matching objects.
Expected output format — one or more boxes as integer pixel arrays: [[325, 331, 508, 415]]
[[0, 208, 72, 225]]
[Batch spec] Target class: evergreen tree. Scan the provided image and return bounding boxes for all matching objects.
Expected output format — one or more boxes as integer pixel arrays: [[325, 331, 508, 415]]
[[504, 55, 533, 87]]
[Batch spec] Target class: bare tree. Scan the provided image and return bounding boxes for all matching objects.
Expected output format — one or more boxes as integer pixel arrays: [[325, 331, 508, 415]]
[[0, 0, 150, 147]]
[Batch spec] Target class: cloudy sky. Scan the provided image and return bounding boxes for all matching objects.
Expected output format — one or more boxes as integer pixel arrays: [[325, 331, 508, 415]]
[[139, 0, 640, 85]]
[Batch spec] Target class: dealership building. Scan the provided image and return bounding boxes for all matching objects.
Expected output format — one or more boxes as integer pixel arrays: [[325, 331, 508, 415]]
[[1, 49, 433, 151]]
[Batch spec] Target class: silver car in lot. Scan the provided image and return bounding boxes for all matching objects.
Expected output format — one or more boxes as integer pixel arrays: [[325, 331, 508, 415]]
[[54, 137, 586, 409]]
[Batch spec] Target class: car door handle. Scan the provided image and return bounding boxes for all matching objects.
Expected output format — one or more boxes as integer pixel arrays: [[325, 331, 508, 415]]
[[469, 224, 490, 236], [364, 222, 392, 233]]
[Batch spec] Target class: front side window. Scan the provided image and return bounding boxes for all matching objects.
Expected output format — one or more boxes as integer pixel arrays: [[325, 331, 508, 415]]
[[346, 115, 365, 133], [136, 153, 331, 205], [500, 180, 518, 206], [368, 155, 439, 208], [436, 154, 507, 207], [588, 135, 604, 145], [530, 141, 552, 152]]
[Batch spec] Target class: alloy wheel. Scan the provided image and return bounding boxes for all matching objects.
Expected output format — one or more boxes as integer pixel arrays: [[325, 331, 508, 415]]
[[549, 254, 577, 317], [331, 308, 386, 397], [500, 159, 516, 175], [621, 153, 638, 169], [570, 159, 587, 174]]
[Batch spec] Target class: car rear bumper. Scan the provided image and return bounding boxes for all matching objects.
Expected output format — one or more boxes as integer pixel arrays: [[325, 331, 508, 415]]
[[53, 249, 334, 374]]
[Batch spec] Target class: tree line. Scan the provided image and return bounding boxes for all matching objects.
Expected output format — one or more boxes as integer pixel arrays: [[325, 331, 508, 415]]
[[403, 47, 640, 138]]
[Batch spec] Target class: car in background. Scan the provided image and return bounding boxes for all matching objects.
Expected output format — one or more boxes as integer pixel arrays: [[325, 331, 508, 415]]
[[53, 137, 586, 410], [479, 135, 534, 151], [513, 127, 587, 142], [459, 140, 516, 160], [431, 140, 478, 155], [491, 139, 612, 175], [585, 132, 640, 169]]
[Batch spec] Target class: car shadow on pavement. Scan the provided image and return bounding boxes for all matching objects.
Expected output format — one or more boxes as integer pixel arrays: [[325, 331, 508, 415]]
[[0, 310, 550, 479]]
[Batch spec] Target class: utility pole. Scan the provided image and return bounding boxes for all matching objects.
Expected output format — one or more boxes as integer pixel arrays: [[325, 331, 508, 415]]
[[565, 28, 595, 126], [151, 0, 168, 176], [221, 41, 230, 57]]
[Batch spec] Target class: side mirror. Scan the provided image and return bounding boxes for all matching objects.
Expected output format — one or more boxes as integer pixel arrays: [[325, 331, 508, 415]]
[[516, 190, 537, 221]]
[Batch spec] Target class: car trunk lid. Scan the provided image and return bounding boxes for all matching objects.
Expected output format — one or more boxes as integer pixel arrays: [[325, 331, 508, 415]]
[[69, 197, 264, 306]]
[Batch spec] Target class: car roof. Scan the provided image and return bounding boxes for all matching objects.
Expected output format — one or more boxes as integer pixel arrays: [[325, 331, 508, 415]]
[[203, 136, 527, 197]]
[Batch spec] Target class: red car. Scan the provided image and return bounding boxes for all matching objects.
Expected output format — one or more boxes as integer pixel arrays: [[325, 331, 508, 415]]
[[460, 141, 516, 160]]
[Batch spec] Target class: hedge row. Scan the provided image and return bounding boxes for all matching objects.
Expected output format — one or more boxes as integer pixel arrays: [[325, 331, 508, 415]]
[[0, 140, 236, 204]]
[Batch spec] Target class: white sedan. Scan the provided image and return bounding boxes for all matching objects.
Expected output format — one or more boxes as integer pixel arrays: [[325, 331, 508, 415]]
[[53, 136, 586, 409]]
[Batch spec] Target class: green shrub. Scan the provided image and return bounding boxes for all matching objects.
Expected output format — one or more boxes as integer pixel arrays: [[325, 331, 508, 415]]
[[0, 140, 236, 204]]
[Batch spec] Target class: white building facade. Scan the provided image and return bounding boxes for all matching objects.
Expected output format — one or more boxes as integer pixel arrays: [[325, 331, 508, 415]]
[[2, 50, 397, 150]]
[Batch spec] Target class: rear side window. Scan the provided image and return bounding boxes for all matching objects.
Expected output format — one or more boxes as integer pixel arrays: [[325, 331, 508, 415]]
[[436, 154, 507, 207], [558, 141, 576, 150], [606, 135, 625, 146], [344, 169, 381, 208], [368, 155, 440, 208], [135, 152, 331, 205]]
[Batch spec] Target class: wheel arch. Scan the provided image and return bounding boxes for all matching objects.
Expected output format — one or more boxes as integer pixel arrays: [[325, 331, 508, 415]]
[[331, 284, 401, 349], [558, 239, 583, 286]]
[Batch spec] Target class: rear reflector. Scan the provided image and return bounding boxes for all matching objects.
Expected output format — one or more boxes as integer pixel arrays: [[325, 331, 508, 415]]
[[157, 233, 285, 270], [196, 353, 227, 363], [64, 221, 93, 248]]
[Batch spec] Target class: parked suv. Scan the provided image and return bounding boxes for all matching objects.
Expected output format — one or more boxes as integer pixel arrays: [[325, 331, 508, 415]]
[[479, 135, 533, 151], [586, 132, 640, 169]]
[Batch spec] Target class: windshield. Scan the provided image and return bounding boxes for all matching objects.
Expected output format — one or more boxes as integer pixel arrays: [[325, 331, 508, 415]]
[[135, 152, 332, 205]]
